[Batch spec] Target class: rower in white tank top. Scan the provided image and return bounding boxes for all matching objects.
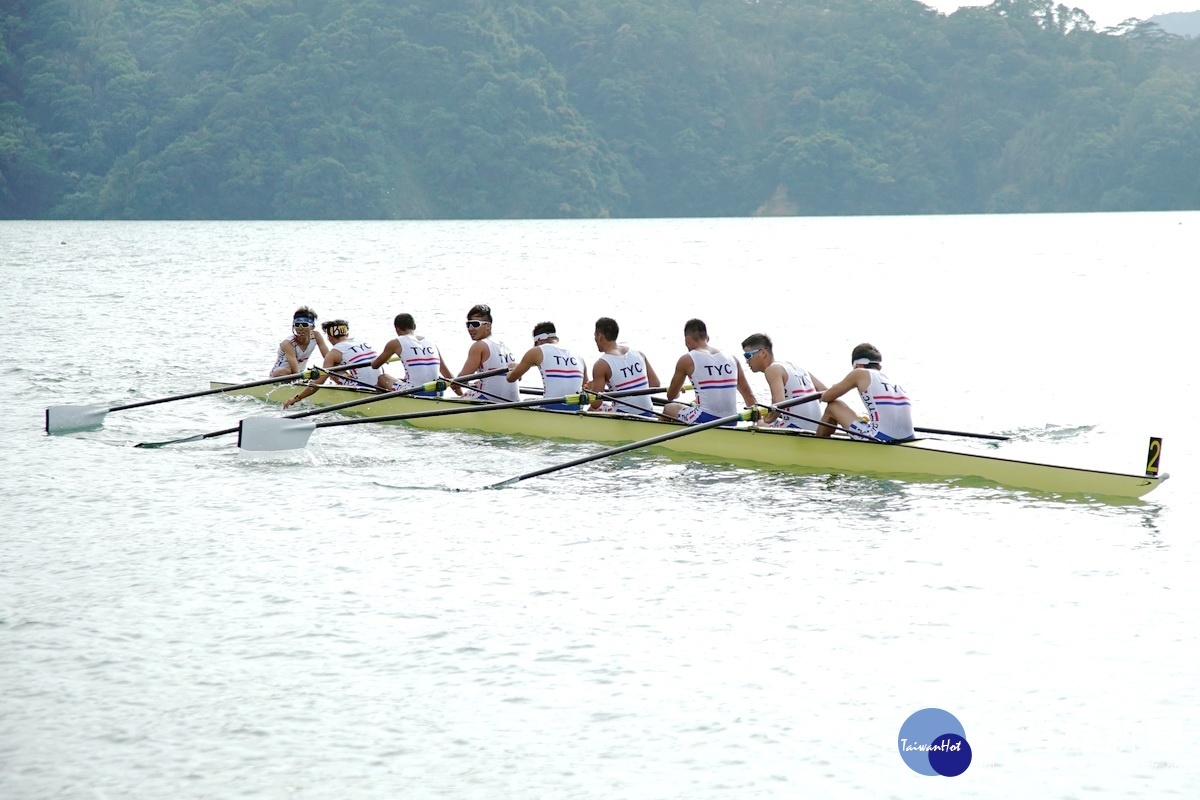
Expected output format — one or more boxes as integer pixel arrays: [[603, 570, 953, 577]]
[[282, 319, 392, 409], [457, 305, 519, 403], [505, 324, 587, 410], [664, 319, 756, 426], [816, 344, 914, 443]]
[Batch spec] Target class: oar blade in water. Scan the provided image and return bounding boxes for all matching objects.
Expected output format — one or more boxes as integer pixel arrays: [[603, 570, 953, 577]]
[[45, 404, 109, 434], [238, 416, 318, 451]]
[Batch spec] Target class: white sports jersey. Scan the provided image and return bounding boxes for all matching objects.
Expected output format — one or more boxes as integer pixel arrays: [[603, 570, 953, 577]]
[[598, 346, 653, 415], [772, 361, 821, 432], [331, 339, 382, 388], [395, 333, 442, 386], [688, 349, 739, 417], [857, 370, 914, 441], [270, 335, 317, 375], [537, 343, 585, 398], [475, 339, 518, 402]]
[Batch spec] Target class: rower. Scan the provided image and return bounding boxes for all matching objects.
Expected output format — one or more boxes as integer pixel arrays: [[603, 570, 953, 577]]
[[662, 318, 756, 425], [269, 306, 329, 377], [740, 332, 833, 432], [370, 313, 458, 397], [506, 321, 588, 410], [587, 316, 660, 417], [817, 343, 914, 441], [455, 304, 518, 402], [283, 319, 394, 409]]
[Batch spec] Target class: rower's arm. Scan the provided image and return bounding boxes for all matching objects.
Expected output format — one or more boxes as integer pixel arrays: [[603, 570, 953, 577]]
[[641, 353, 660, 388], [283, 350, 339, 408], [457, 341, 486, 378], [821, 369, 866, 403], [763, 363, 787, 423], [280, 339, 301, 374], [370, 340, 399, 370], [587, 361, 611, 410], [314, 330, 330, 357], [666, 354, 692, 401], [736, 360, 757, 408], [506, 347, 542, 383]]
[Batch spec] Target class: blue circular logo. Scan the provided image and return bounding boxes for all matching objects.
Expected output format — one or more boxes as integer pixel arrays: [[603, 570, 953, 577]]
[[898, 708, 972, 776]]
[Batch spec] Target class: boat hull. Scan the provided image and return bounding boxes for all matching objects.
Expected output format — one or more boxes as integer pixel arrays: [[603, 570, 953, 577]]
[[212, 382, 1166, 500]]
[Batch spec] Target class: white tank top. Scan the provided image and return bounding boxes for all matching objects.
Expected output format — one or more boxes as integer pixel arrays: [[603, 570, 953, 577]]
[[688, 349, 738, 417], [859, 370, 914, 440], [777, 361, 821, 432], [537, 343, 585, 398], [396, 333, 441, 386], [478, 339, 518, 402], [271, 335, 317, 375], [598, 346, 653, 415], [332, 339, 382, 388]]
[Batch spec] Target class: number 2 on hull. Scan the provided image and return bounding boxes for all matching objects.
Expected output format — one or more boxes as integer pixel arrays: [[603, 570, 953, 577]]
[[1145, 437, 1163, 477]]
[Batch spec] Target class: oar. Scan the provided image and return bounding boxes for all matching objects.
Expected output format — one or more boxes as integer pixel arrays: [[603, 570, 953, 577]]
[[914, 425, 1009, 441], [237, 386, 669, 452], [133, 367, 508, 449], [758, 403, 1010, 442], [311, 365, 387, 394], [45, 363, 362, 434], [485, 394, 822, 489]]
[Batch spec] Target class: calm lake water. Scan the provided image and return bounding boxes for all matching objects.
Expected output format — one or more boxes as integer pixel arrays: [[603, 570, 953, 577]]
[[2, 215, 1197, 798]]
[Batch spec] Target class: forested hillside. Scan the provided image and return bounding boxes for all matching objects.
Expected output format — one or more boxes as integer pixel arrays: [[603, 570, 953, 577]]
[[2, 0, 1198, 219]]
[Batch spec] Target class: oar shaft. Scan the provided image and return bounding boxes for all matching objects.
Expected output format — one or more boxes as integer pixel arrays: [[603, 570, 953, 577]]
[[284, 367, 509, 419], [914, 426, 1009, 441], [107, 361, 366, 413], [492, 410, 746, 488], [312, 386, 666, 430]]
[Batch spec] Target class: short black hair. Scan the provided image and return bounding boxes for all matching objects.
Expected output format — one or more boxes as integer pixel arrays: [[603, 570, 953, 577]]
[[595, 317, 619, 341], [532, 321, 556, 337], [683, 318, 707, 339], [740, 332, 772, 351], [394, 313, 416, 330], [851, 342, 883, 365]]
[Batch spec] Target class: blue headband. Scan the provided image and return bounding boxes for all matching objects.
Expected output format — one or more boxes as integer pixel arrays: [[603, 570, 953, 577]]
[[294, 316, 315, 325]]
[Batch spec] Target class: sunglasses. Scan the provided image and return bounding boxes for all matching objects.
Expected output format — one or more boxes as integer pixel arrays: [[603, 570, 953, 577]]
[[465, 320, 490, 329], [293, 322, 313, 329], [743, 349, 762, 361]]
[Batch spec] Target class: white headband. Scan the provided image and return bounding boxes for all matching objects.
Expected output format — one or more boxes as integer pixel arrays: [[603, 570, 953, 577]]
[[533, 333, 555, 343], [853, 357, 876, 366]]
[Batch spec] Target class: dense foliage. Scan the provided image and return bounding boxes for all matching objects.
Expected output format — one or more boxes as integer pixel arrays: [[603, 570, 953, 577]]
[[2, 0, 1199, 219]]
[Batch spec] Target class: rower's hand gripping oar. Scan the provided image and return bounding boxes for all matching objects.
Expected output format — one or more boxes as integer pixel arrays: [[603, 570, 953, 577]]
[[132, 367, 504, 449], [237, 386, 670, 452], [485, 393, 822, 489], [45, 365, 345, 434]]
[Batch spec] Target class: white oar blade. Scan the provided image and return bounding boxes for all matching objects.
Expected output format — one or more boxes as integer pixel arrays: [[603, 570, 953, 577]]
[[45, 404, 109, 433], [237, 417, 317, 451]]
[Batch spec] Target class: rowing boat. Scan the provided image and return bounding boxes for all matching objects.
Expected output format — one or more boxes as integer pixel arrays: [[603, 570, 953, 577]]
[[210, 381, 1168, 500]]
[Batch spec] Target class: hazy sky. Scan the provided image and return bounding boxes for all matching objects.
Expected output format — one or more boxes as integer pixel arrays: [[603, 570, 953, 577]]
[[925, 0, 1197, 29]]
